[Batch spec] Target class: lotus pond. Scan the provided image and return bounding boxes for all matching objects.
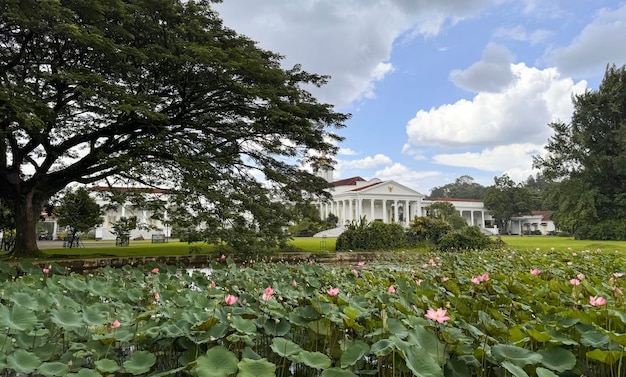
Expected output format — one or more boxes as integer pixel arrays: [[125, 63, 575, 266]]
[[1, 247, 625, 377]]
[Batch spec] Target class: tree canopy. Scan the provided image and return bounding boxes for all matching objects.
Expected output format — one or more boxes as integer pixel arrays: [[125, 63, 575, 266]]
[[0, 0, 348, 256], [55, 187, 102, 247], [483, 174, 533, 234], [429, 175, 486, 200], [533, 64, 626, 236]]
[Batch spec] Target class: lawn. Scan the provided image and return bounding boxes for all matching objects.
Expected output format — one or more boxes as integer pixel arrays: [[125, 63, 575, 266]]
[[4, 235, 626, 261]]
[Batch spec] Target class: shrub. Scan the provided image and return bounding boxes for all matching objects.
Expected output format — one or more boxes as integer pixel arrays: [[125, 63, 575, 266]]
[[407, 216, 453, 245], [336, 221, 407, 251], [575, 220, 626, 240], [436, 226, 494, 251]]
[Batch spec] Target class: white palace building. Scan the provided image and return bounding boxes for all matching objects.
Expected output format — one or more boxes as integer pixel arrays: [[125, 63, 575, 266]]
[[315, 169, 498, 236]]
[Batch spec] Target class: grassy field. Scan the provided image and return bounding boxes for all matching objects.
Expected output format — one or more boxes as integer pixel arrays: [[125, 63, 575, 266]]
[[3, 235, 626, 260]]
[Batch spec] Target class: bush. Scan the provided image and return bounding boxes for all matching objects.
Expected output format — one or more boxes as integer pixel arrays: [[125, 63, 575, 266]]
[[575, 220, 626, 240], [436, 226, 495, 251], [336, 221, 407, 251], [407, 216, 452, 246]]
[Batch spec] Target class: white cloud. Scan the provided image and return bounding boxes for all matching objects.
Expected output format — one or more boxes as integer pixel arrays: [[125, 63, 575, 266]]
[[213, 0, 504, 107], [493, 25, 552, 45], [432, 143, 543, 173], [401, 143, 427, 160], [338, 148, 358, 156], [450, 43, 515, 92], [374, 163, 442, 194], [406, 63, 587, 147], [338, 154, 393, 170], [545, 4, 626, 78]]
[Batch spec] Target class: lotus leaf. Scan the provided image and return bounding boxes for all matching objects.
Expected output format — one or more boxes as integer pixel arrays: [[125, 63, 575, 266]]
[[538, 347, 576, 372], [38, 361, 70, 376], [122, 350, 157, 375], [7, 349, 42, 374], [236, 357, 276, 377], [491, 344, 542, 367]]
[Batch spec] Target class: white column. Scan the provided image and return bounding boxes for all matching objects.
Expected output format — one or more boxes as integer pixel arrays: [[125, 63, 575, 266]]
[[481, 210, 485, 227], [394, 200, 398, 223], [349, 199, 353, 221], [405, 200, 410, 226], [319, 203, 324, 220], [357, 198, 363, 220], [370, 199, 375, 221], [382, 200, 387, 223], [470, 211, 474, 226]]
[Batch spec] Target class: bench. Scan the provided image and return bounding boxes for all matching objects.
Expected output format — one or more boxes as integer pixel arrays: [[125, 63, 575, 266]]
[[152, 234, 167, 244]]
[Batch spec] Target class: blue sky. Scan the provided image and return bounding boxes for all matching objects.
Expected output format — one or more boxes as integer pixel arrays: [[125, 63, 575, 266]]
[[213, 1, 626, 195]]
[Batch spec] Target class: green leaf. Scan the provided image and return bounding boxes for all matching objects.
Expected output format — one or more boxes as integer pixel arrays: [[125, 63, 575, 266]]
[[10, 292, 40, 310], [444, 358, 472, 377], [501, 360, 529, 377], [586, 349, 624, 365], [195, 346, 239, 377], [270, 337, 302, 358], [370, 338, 394, 356], [95, 359, 120, 373], [242, 347, 262, 361], [51, 307, 83, 331], [231, 316, 257, 335], [82, 305, 108, 326], [122, 350, 156, 375], [320, 368, 359, 377], [38, 361, 69, 377], [67, 370, 103, 377], [340, 340, 369, 368], [538, 347, 576, 372], [491, 344, 542, 367], [0, 304, 38, 332], [398, 345, 443, 377], [536, 367, 559, 377], [295, 350, 332, 370], [6, 349, 42, 374], [580, 330, 610, 348], [263, 318, 291, 336], [236, 358, 276, 377]]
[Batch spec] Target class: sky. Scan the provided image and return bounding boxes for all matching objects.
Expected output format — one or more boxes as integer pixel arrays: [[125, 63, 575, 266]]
[[213, 0, 626, 195]]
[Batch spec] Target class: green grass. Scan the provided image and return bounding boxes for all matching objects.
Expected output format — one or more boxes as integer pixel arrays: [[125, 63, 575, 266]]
[[4, 235, 626, 261]]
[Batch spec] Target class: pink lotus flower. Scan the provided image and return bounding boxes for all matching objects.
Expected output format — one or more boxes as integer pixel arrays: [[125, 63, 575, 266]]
[[151, 268, 159, 273], [388, 285, 395, 293], [154, 292, 160, 300], [42, 268, 50, 275], [224, 295, 238, 305], [327, 287, 339, 296], [112, 320, 121, 328], [442, 277, 449, 282], [351, 269, 359, 277], [209, 281, 216, 289], [577, 273, 586, 280], [614, 287, 623, 295], [481, 273, 490, 281], [357, 261, 365, 267], [424, 308, 450, 323], [220, 254, 226, 260], [614, 272, 625, 278], [415, 279, 423, 285], [292, 280, 297, 287], [569, 279, 580, 286], [471, 277, 481, 284], [530, 269, 541, 275], [589, 296, 606, 306], [262, 286, 274, 301]]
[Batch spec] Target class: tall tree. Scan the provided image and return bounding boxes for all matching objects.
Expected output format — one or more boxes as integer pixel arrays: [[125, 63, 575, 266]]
[[533, 64, 626, 234], [0, 0, 347, 257], [55, 187, 102, 248], [429, 175, 487, 199], [483, 174, 533, 234]]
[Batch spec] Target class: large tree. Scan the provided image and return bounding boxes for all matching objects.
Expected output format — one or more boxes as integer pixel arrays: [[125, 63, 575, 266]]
[[0, 0, 347, 257], [429, 175, 487, 199], [483, 174, 533, 234], [55, 187, 102, 248], [533, 64, 626, 234]]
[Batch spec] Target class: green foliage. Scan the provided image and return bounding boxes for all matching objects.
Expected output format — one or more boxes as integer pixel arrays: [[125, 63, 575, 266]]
[[110, 216, 137, 245], [484, 174, 533, 233], [0, 0, 348, 256], [575, 220, 626, 240], [534, 65, 626, 237], [336, 220, 407, 251], [407, 216, 453, 246], [55, 187, 102, 248], [436, 226, 495, 251], [430, 175, 487, 199], [0, 248, 625, 375], [447, 214, 468, 230], [426, 201, 457, 220]]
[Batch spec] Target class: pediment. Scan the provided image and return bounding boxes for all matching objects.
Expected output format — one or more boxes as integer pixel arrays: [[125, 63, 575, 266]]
[[348, 180, 424, 197]]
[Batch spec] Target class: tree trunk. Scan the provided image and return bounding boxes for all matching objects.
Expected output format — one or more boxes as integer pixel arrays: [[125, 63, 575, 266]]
[[10, 191, 44, 258]]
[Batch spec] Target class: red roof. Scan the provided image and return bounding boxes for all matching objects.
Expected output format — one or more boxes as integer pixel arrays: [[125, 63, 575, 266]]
[[531, 210, 553, 221], [332, 176, 366, 187], [350, 181, 384, 192]]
